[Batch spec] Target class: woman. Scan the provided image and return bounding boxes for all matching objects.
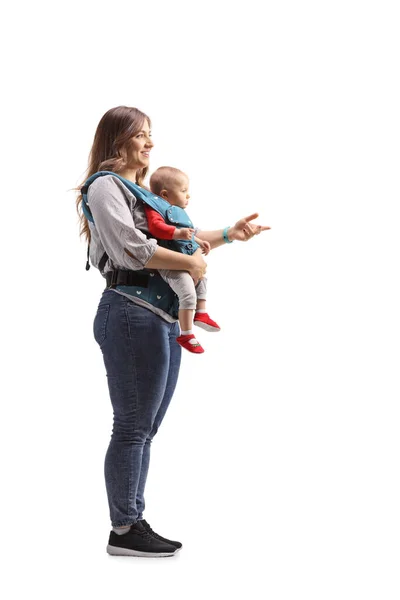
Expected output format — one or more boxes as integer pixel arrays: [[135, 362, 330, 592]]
[[76, 106, 269, 558]]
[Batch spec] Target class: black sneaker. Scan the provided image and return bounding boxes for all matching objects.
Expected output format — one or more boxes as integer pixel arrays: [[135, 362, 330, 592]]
[[107, 520, 178, 557], [140, 519, 183, 550]]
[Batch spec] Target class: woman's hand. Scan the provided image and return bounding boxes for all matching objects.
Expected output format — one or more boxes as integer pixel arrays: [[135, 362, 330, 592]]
[[189, 248, 207, 284], [228, 213, 271, 242]]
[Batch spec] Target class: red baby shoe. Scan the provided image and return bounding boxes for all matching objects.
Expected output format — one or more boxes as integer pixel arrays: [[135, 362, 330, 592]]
[[194, 312, 221, 332], [176, 334, 205, 354]]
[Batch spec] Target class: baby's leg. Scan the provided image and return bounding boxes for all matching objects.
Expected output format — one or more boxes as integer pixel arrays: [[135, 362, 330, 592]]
[[193, 276, 221, 332], [158, 269, 205, 353], [195, 277, 208, 312], [158, 269, 196, 331]]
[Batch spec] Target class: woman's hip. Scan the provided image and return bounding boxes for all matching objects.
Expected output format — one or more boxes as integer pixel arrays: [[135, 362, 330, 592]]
[[93, 290, 179, 371]]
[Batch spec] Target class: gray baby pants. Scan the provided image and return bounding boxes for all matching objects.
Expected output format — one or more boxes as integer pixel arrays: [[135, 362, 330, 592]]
[[158, 270, 207, 310]]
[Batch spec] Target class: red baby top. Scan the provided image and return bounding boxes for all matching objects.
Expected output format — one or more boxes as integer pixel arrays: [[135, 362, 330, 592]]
[[144, 206, 176, 240]]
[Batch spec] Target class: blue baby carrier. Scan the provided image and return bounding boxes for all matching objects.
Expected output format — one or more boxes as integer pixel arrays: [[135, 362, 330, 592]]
[[81, 171, 199, 319]]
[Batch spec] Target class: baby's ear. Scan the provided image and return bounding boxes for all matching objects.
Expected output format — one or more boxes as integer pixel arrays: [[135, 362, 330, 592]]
[[160, 189, 168, 199]]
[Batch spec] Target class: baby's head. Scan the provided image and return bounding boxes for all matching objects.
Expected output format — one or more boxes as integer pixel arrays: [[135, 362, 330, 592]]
[[149, 166, 190, 209]]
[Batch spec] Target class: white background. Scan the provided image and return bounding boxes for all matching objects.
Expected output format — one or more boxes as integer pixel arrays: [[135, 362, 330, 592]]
[[2, 0, 400, 598]]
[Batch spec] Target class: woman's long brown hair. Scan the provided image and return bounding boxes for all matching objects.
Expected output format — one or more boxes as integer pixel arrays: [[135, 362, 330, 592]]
[[75, 106, 151, 243]]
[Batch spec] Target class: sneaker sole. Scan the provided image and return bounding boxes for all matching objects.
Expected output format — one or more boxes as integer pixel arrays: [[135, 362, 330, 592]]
[[194, 322, 220, 332], [107, 544, 177, 558]]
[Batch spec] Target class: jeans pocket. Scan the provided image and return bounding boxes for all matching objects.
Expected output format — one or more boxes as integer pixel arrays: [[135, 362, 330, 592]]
[[93, 304, 110, 346]]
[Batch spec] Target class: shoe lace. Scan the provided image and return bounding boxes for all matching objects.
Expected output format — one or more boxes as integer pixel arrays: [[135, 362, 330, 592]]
[[144, 522, 156, 536], [138, 527, 154, 541]]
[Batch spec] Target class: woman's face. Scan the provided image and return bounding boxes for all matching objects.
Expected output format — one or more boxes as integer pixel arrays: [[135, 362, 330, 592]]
[[127, 119, 153, 170]]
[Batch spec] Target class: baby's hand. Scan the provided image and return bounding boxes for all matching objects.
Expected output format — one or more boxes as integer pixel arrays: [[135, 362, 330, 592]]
[[173, 227, 195, 240], [197, 239, 211, 256]]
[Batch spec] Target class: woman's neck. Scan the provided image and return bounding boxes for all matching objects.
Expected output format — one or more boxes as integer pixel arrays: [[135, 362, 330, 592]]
[[118, 168, 137, 183]]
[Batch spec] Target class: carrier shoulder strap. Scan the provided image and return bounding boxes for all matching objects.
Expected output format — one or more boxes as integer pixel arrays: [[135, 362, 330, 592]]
[[81, 170, 170, 219], [81, 172, 121, 271]]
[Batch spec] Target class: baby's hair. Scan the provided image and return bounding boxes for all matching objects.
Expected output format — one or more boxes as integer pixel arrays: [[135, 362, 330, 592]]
[[150, 166, 187, 196]]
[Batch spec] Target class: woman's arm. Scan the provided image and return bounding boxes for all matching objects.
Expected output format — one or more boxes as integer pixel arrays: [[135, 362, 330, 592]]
[[144, 247, 206, 281], [196, 213, 271, 250], [194, 228, 228, 250], [88, 176, 158, 270]]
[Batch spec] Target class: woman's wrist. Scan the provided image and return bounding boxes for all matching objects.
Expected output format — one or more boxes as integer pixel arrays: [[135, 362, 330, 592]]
[[223, 226, 233, 243]]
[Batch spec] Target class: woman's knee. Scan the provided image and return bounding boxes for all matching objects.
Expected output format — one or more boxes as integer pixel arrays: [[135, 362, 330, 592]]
[[112, 415, 151, 444]]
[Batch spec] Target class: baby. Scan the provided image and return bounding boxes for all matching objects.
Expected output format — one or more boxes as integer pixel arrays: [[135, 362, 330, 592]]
[[146, 166, 220, 354]]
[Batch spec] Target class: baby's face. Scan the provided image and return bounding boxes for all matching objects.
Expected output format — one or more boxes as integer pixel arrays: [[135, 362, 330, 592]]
[[165, 174, 190, 208]]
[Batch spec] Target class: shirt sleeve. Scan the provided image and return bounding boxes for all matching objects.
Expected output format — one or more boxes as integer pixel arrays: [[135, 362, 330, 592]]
[[144, 206, 176, 240], [87, 176, 158, 270]]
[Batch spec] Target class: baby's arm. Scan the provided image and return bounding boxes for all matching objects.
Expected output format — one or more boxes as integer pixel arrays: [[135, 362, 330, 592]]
[[174, 227, 195, 240]]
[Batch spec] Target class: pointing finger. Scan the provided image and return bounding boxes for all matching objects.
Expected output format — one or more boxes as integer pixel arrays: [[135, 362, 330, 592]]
[[243, 213, 259, 223]]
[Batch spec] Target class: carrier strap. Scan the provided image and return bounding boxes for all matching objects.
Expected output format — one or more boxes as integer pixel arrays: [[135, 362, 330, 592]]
[[98, 251, 109, 273], [85, 246, 108, 272], [105, 269, 150, 289]]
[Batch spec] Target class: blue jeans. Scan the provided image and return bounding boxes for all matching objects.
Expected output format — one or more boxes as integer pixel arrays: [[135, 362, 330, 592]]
[[93, 290, 182, 527]]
